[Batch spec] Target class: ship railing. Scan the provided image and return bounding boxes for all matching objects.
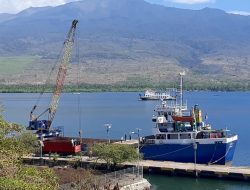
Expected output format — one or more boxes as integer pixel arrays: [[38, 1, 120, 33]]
[[226, 133, 237, 138], [153, 88, 177, 93], [155, 103, 188, 112]]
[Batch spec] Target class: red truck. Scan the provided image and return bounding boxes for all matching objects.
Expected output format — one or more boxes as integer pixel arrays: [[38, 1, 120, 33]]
[[42, 137, 81, 154]]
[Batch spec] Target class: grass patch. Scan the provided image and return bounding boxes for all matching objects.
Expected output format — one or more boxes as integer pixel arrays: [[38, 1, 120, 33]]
[[0, 56, 36, 75]]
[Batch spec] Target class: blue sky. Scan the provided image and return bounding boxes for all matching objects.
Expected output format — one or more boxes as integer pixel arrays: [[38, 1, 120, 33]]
[[0, 0, 250, 15], [146, 0, 250, 15]]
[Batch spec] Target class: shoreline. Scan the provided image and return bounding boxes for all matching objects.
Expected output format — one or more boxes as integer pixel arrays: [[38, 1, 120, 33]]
[[0, 84, 250, 93]]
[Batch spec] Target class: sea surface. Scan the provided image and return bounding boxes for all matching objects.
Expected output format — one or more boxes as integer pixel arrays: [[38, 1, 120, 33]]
[[0, 91, 250, 189]]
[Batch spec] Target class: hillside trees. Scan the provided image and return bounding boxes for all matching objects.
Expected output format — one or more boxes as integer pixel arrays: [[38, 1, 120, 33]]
[[92, 143, 139, 170], [0, 108, 58, 189]]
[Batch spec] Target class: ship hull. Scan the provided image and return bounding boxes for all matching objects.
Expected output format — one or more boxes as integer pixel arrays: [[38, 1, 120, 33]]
[[140, 138, 237, 165], [140, 97, 160, 100], [140, 96, 175, 101]]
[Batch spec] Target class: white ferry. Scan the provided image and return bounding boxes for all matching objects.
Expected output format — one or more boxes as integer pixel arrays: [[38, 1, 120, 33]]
[[139, 89, 176, 100]]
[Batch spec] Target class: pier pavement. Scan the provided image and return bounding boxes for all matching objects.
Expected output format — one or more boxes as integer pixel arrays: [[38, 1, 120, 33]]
[[24, 154, 250, 181]]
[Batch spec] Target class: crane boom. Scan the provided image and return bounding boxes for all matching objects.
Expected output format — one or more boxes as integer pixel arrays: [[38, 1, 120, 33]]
[[48, 19, 78, 128], [28, 20, 78, 132]]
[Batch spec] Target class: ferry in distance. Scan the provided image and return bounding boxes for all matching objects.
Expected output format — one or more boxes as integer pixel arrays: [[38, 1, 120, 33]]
[[139, 89, 176, 101]]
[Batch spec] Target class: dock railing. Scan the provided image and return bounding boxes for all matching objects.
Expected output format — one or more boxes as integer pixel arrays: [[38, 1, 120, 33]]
[[100, 166, 144, 187], [71, 166, 144, 189], [59, 166, 145, 189]]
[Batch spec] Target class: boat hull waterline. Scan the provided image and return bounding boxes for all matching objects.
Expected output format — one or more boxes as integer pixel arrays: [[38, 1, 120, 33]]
[[141, 136, 237, 165]]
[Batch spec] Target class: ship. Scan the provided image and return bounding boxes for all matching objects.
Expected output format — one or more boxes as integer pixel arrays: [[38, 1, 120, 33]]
[[139, 89, 176, 101], [140, 73, 238, 165]]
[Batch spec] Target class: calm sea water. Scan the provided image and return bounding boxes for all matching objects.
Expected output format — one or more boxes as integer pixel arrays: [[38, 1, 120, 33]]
[[144, 174, 250, 190], [1, 92, 250, 189]]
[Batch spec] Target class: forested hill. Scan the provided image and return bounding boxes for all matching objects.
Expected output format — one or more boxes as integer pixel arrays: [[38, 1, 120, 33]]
[[0, 0, 250, 90]]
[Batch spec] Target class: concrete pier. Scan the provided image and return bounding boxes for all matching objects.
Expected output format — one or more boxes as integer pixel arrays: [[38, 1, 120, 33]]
[[23, 156, 250, 181], [127, 160, 250, 181]]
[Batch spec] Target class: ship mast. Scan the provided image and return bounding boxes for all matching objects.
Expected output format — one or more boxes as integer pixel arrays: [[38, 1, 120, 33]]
[[179, 72, 185, 115]]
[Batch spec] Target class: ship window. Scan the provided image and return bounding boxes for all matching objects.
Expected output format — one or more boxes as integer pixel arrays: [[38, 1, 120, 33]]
[[156, 134, 166, 139], [167, 134, 178, 139], [180, 133, 191, 139]]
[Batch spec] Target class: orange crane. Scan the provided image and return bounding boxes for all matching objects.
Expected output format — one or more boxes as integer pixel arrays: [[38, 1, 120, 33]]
[[27, 20, 78, 137]]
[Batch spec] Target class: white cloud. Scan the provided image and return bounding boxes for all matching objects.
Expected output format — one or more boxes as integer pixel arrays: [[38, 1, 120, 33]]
[[228, 11, 250, 16], [169, 0, 215, 4], [0, 0, 79, 14]]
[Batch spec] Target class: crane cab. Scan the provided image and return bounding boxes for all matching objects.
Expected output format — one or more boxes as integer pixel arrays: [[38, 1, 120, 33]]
[[27, 120, 50, 130]]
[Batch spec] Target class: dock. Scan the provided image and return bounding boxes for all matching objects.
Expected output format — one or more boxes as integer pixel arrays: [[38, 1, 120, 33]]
[[23, 155, 250, 181], [132, 160, 250, 181], [117, 140, 250, 181]]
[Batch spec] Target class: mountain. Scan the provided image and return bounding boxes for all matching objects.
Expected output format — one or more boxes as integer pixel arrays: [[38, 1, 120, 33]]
[[0, 0, 250, 87], [0, 13, 15, 23], [145, 0, 167, 6]]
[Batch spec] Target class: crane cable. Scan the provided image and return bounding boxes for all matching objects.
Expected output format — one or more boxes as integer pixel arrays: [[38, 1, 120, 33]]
[[75, 25, 82, 140], [31, 43, 64, 117]]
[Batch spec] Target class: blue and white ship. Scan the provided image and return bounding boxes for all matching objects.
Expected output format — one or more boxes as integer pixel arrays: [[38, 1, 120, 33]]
[[140, 73, 238, 165]]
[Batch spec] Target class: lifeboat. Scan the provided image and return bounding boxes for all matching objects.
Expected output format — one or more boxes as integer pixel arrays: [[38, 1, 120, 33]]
[[172, 115, 194, 122]]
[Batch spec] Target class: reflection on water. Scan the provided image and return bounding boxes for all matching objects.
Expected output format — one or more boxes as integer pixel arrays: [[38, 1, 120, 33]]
[[145, 174, 250, 190]]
